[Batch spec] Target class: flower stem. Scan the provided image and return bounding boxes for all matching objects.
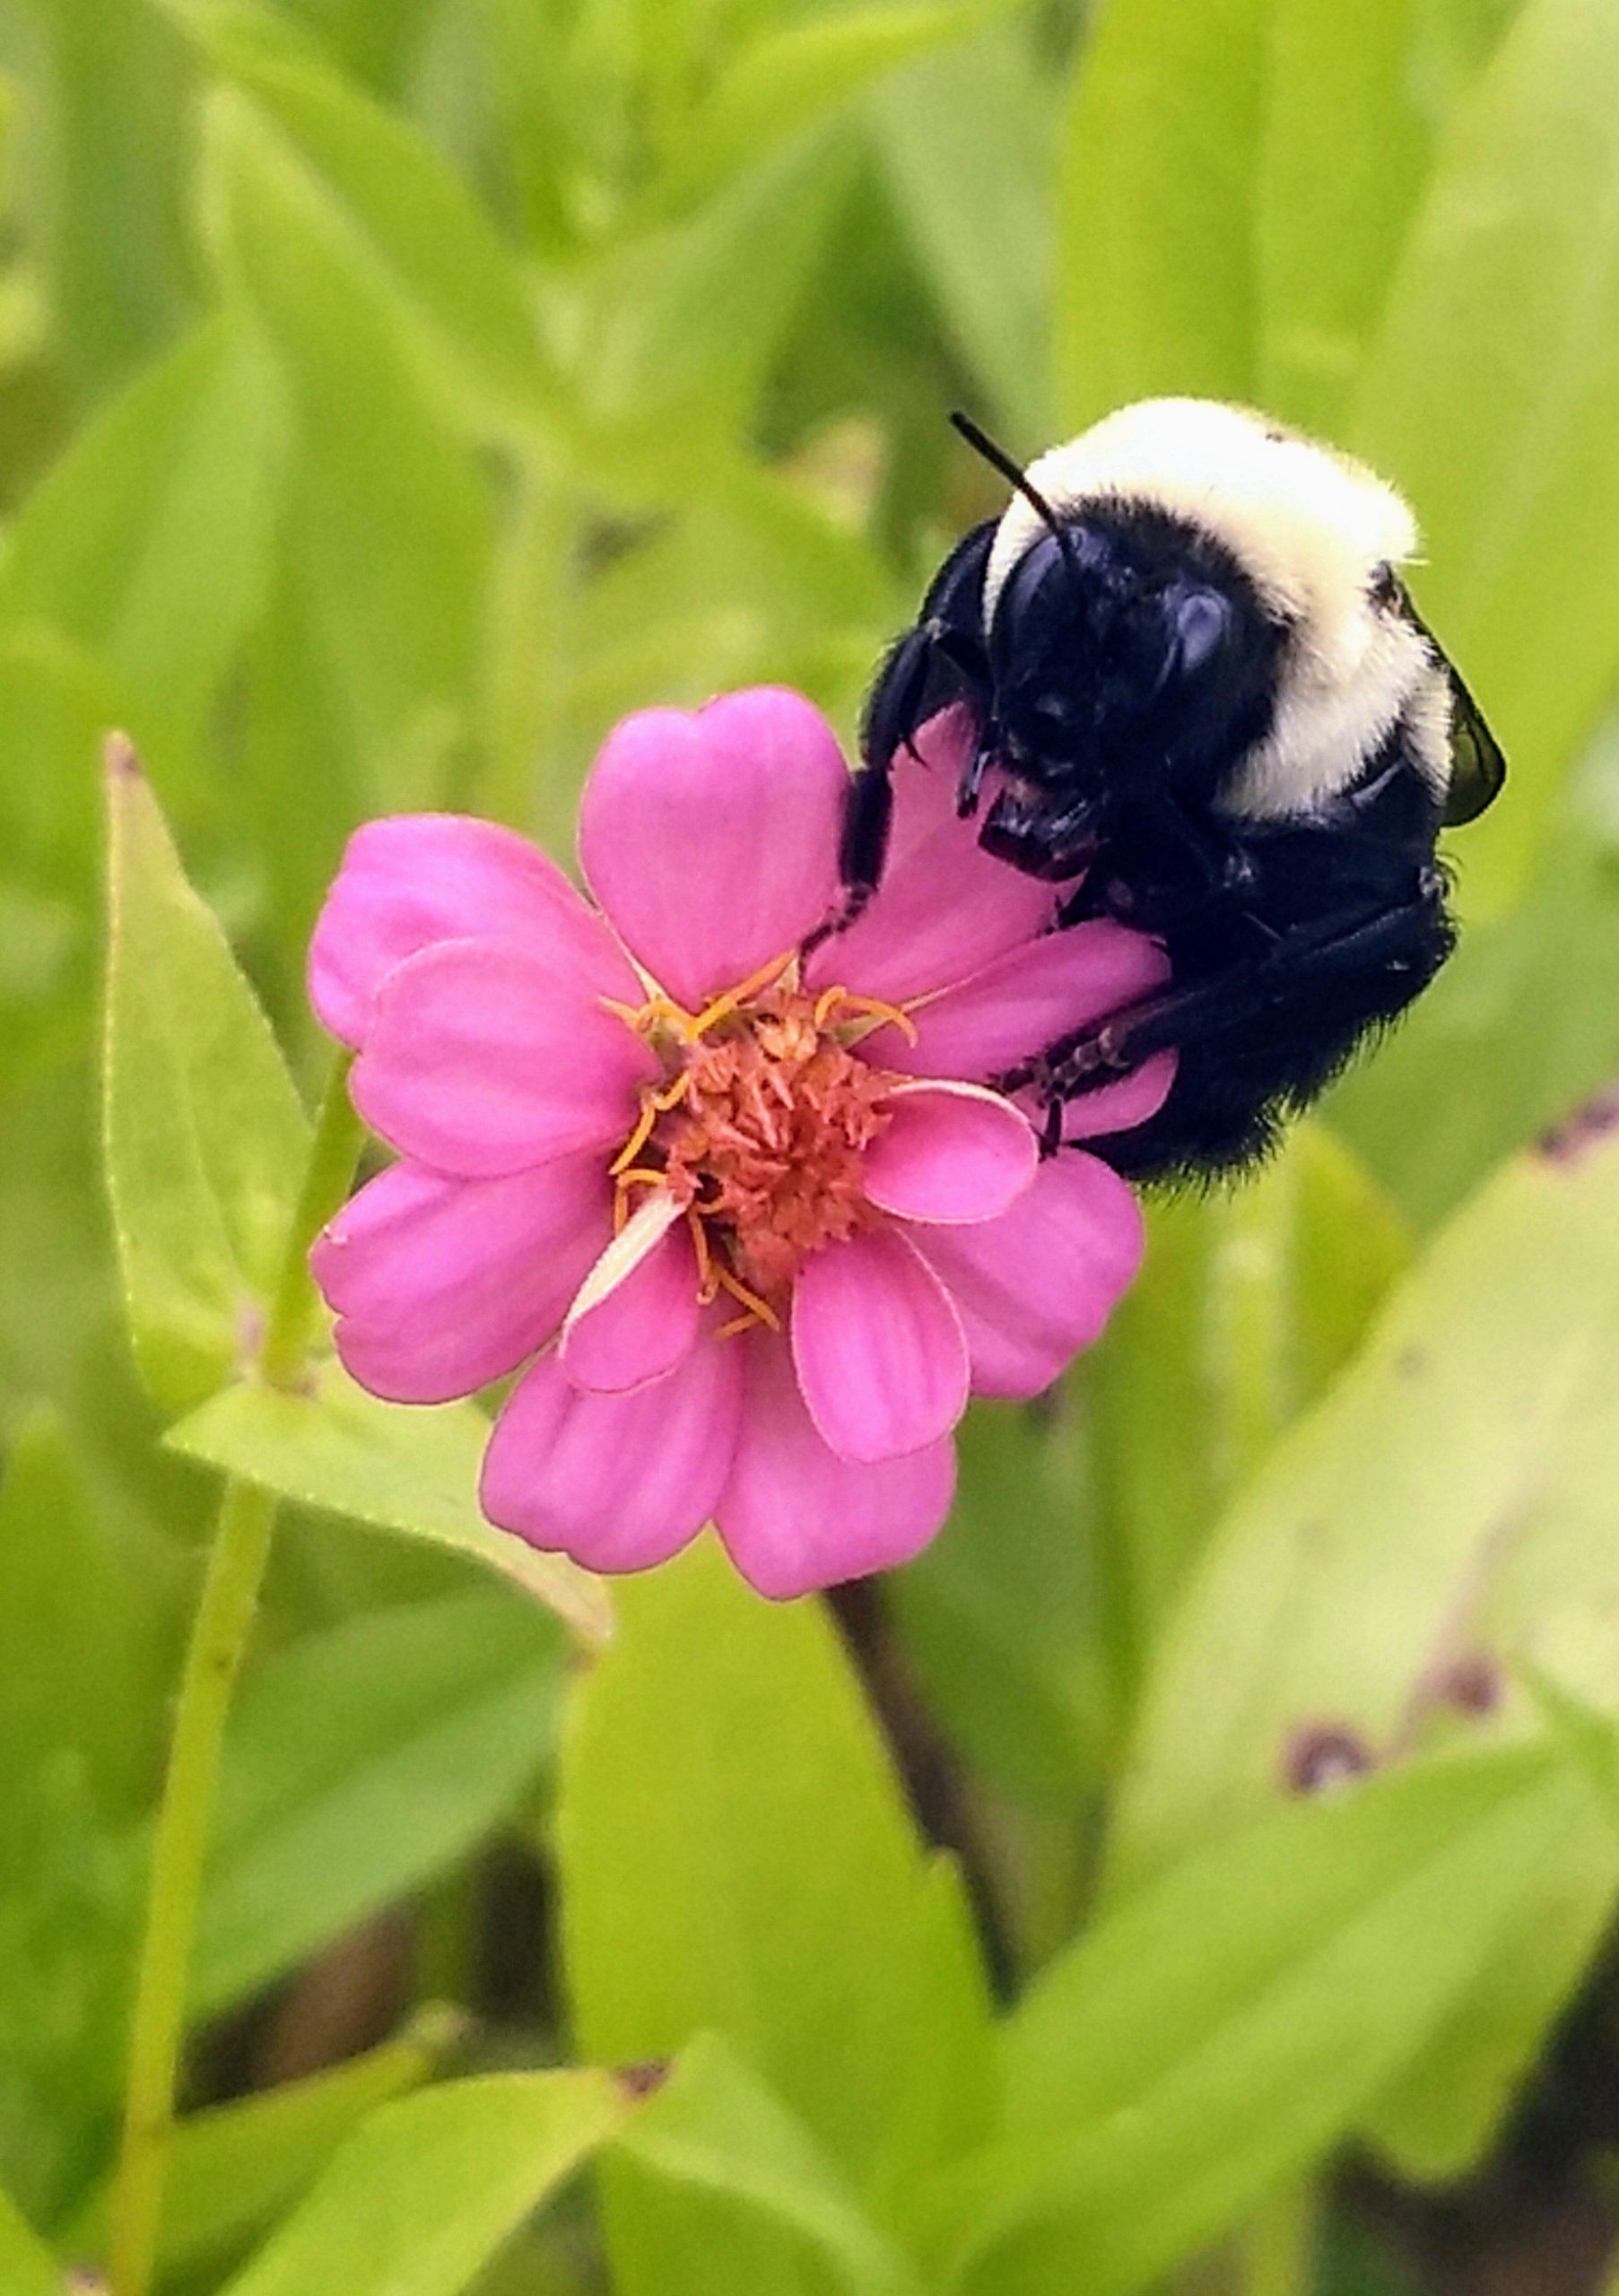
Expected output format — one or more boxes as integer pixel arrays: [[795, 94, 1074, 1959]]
[[108, 1054, 361, 2296]]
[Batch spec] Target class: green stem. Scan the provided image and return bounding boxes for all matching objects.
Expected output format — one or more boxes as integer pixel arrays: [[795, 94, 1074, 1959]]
[[262, 1053, 363, 1389], [109, 1055, 361, 2296]]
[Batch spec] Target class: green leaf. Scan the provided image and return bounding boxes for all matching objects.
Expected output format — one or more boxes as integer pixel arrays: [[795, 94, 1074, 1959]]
[[0, 317, 286, 770], [583, 135, 856, 462], [165, 0, 560, 438], [1352, 0, 1619, 910], [0, 2180, 59, 2296], [193, 1588, 560, 2017], [1254, 0, 1518, 435], [198, 82, 498, 804], [65, 2004, 462, 2284], [872, 22, 1056, 439], [102, 742, 309, 1412], [1056, 0, 1267, 429], [892, 1397, 1102, 1812], [560, 1540, 993, 2231], [1110, 1108, 1619, 2172], [167, 1361, 612, 1645], [0, 1408, 171, 1822], [1085, 1120, 1408, 1726], [218, 2070, 631, 2296], [666, 4, 993, 204], [935, 1744, 1591, 2295], [612, 2036, 924, 2296], [1333, 819, 1619, 1231]]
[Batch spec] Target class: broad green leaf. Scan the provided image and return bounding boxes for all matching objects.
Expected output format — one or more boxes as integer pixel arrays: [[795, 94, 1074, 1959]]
[[666, 4, 992, 204], [1353, 0, 1619, 910], [0, 1409, 171, 1822], [0, 317, 285, 769], [872, 22, 1056, 440], [1333, 817, 1619, 1231], [893, 1398, 1102, 1812], [164, 0, 560, 438], [1056, 0, 1266, 430], [561, 1539, 993, 2211], [65, 2004, 462, 2284], [1112, 1108, 1619, 1881], [935, 1744, 1590, 2295], [167, 1362, 611, 1644], [1085, 1121, 1408, 1726], [193, 1588, 560, 2016], [611, 2037, 923, 2296], [102, 744, 309, 1411], [219, 2071, 631, 2296], [0, 2180, 58, 2296], [1110, 1107, 1619, 2172]]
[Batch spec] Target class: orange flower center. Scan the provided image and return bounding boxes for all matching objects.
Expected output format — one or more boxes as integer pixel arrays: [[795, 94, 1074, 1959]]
[[605, 957, 915, 1328]]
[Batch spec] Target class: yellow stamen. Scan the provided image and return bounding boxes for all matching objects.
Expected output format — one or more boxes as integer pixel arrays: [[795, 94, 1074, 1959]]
[[686, 1207, 717, 1302], [814, 984, 919, 1046], [608, 1098, 658, 1177], [651, 1072, 692, 1112], [689, 950, 797, 1039], [716, 1310, 761, 1341], [711, 1259, 781, 1332], [614, 1166, 668, 1195], [598, 995, 646, 1028]]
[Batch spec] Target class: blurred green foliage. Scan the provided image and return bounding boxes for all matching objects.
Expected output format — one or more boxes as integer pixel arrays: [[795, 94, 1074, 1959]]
[[9, 0, 1619, 2290]]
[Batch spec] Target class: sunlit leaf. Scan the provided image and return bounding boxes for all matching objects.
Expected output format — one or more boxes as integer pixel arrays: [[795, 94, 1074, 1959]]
[[167, 1361, 611, 1643], [102, 743, 309, 1412], [1353, 0, 1619, 909], [561, 1537, 993, 2290], [217, 2071, 632, 2296], [0, 2179, 58, 2296], [65, 2004, 463, 2284], [934, 1744, 1591, 2296]]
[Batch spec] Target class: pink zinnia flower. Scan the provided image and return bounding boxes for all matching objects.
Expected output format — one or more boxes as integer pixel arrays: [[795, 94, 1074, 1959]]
[[308, 688, 1172, 1599]]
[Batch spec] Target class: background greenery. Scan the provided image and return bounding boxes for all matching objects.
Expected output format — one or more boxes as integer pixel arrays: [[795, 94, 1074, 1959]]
[[7, 0, 1619, 2289]]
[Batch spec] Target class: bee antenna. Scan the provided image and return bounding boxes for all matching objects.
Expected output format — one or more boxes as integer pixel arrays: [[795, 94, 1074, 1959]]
[[949, 410, 1080, 576]]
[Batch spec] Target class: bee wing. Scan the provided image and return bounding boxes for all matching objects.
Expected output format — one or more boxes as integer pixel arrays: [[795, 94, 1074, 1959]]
[[1388, 574, 1507, 826]]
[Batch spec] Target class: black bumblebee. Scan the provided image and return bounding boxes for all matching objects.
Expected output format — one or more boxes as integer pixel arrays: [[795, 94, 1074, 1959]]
[[840, 398, 1506, 1179]]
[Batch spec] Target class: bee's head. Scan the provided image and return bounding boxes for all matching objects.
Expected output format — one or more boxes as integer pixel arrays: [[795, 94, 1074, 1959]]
[[953, 398, 1448, 870]]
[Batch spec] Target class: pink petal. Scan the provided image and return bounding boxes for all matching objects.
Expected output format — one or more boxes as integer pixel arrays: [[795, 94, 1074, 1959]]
[[579, 688, 847, 1009], [805, 709, 1058, 1006], [717, 1330, 955, 1599], [790, 1226, 969, 1464], [1040, 1049, 1179, 1144], [351, 938, 657, 1178], [912, 1152, 1145, 1399], [309, 813, 640, 1049], [867, 919, 1171, 1083], [312, 1153, 611, 1405], [481, 1331, 742, 1574], [560, 1196, 701, 1395], [861, 1081, 1037, 1225]]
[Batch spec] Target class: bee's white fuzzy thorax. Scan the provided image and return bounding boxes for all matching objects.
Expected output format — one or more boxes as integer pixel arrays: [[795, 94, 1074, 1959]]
[[983, 397, 1451, 822]]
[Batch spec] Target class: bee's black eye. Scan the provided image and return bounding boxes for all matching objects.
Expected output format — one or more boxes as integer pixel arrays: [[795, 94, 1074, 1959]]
[[1369, 561, 1399, 607]]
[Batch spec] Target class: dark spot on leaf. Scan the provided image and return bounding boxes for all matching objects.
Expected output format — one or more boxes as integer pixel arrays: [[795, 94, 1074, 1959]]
[[1282, 1722, 1376, 1796], [1538, 1083, 1619, 1166], [103, 729, 141, 780], [616, 2057, 672, 2100], [1426, 1650, 1504, 1717], [1395, 1344, 1428, 1379]]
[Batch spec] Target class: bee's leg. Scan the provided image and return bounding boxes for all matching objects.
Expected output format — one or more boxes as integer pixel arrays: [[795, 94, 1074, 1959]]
[[1010, 889, 1447, 1107], [831, 761, 895, 928]]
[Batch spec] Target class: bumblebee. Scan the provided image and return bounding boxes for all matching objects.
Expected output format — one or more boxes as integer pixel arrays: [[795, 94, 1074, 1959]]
[[844, 398, 1505, 1178]]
